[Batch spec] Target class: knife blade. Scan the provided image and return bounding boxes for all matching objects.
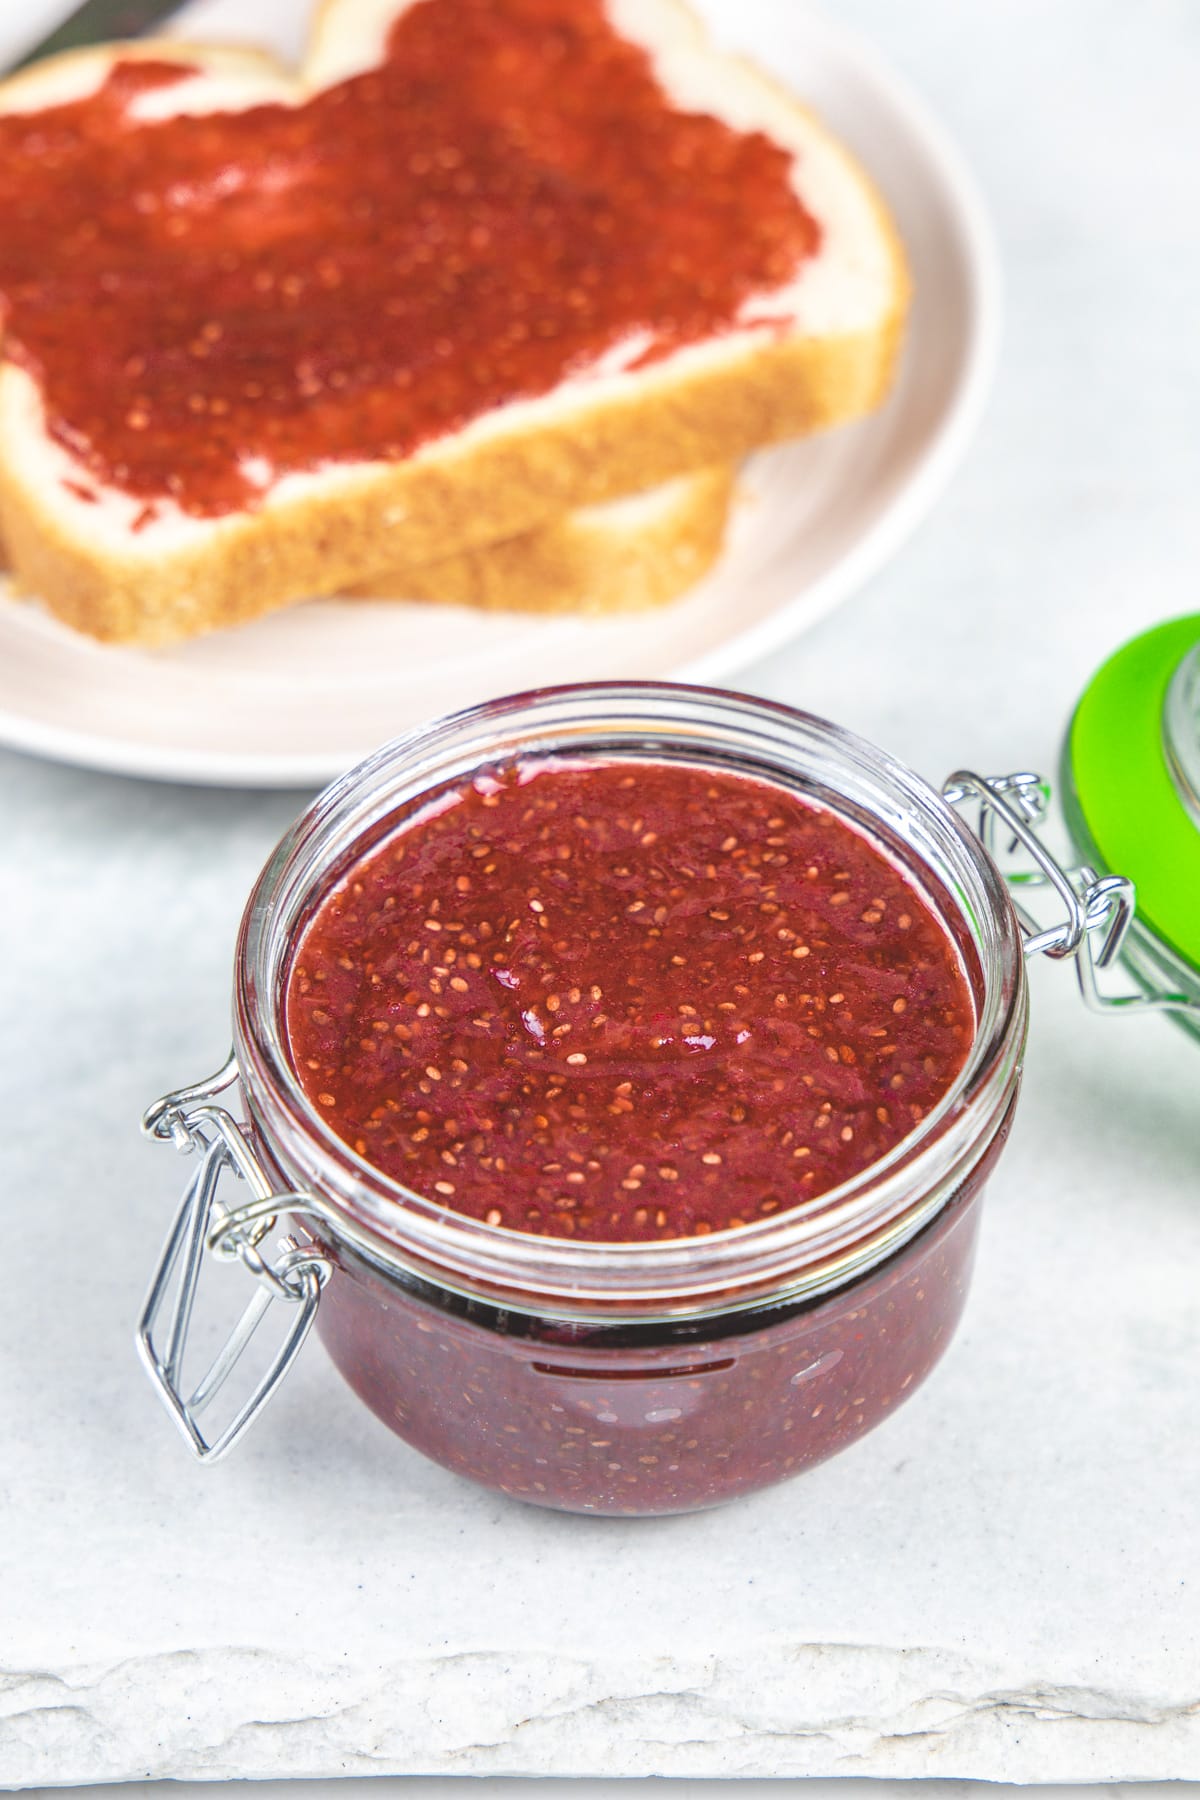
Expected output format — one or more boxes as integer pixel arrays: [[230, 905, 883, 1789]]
[[8, 0, 188, 74]]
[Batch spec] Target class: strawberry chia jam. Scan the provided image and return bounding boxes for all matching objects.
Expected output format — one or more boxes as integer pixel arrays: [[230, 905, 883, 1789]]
[[0, 0, 817, 518], [285, 761, 975, 1239], [186, 688, 1028, 1512], [271, 743, 1009, 1513], [311, 1179, 1000, 1513]]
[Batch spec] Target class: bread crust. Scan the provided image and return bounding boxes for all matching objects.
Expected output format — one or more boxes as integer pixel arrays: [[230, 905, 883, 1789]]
[[0, 1, 909, 646], [0, 312, 902, 644], [343, 465, 736, 613]]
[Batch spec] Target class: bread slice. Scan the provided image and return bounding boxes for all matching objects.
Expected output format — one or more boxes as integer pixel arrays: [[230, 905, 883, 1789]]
[[0, 0, 907, 646], [342, 464, 735, 613], [0, 462, 735, 616]]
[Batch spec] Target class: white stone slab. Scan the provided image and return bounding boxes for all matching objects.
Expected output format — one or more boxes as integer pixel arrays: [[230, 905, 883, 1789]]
[[2, 0, 1199, 1787]]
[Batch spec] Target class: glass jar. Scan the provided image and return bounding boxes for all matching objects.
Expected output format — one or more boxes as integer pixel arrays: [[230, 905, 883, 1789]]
[[138, 683, 1184, 1515]]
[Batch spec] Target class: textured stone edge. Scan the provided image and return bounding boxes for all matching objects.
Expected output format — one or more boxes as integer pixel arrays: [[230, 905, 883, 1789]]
[[2, 1644, 1199, 1787]]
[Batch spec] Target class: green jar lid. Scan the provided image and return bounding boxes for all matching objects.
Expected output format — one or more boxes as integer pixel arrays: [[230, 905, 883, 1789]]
[[1065, 614, 1200, 973]]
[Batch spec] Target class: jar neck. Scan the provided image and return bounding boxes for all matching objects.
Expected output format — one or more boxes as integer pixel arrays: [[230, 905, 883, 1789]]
[[233, 684, 1028, 1323]]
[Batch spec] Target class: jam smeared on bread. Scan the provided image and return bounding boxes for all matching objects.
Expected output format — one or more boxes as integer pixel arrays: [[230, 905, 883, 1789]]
[[0, 0, 819, 519], [0, 0, 905, 643]]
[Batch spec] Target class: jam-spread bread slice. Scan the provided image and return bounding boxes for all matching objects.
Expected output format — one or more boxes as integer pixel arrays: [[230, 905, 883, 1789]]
[[0, 0, 907, 646], [341, 464, 735, 613], [0, 462, 735, 616]]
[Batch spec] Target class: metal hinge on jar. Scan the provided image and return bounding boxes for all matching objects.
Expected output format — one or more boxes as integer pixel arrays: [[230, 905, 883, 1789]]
[[945, 770, 1199, 1018], [138, 1056, 331, 1462]]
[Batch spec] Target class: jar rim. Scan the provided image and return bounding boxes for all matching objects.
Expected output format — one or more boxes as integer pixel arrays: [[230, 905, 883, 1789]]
[[233, 682, 1028, 1318]]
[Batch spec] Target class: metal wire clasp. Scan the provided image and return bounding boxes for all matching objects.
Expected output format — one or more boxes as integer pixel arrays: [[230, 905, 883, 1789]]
[[138, 1056, 330, 1462], [944, 770, 1198, 1018]]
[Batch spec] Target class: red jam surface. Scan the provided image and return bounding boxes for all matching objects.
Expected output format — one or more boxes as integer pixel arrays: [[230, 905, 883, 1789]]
[[285, 760, 975, 1240], [0, 0, 818, 519]]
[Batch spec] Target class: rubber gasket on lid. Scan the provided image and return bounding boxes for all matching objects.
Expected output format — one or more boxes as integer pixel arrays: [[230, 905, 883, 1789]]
[[1065, 613, 1200, 972]]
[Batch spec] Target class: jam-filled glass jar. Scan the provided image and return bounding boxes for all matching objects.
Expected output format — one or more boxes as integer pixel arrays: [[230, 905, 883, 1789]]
[[140, 683, 1171, 1515]]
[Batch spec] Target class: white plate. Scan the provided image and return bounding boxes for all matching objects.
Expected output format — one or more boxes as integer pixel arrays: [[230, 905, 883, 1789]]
[[0, 0, 999, 788]]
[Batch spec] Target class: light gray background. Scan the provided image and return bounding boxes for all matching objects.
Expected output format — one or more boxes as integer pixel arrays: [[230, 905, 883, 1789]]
[[1, 0, 1198, 1790]]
